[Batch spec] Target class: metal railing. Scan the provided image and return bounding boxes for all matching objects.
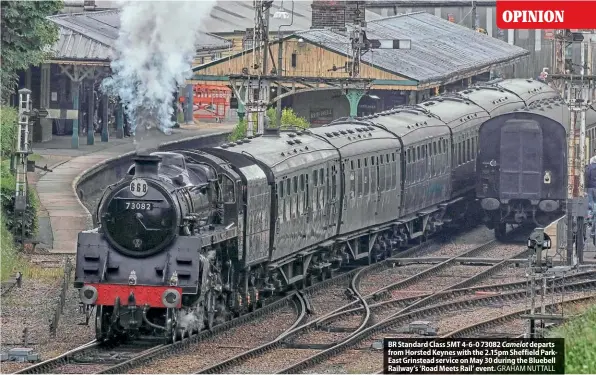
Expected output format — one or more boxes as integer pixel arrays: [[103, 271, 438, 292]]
[[49, 258, 73, 338]]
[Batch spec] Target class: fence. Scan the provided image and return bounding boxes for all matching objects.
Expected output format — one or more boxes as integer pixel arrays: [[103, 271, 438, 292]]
[[49, 257, 73, 338]]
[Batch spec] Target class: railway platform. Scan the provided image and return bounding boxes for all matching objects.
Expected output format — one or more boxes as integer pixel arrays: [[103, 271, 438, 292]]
[[30, 123, 234, 254]]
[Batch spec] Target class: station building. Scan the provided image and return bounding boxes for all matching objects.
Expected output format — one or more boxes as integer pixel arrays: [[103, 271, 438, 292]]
[[188, 7, 529, 124]]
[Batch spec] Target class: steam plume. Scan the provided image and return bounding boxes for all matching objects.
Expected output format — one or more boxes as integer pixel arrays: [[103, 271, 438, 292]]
[[102, 0, 216, 145]]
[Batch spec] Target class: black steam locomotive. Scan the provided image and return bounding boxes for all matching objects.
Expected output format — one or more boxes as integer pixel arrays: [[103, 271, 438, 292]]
[[75, 78, 563, 342]]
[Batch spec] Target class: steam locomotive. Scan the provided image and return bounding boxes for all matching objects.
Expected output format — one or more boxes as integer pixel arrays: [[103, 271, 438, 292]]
[[75, 78, 563, 343]]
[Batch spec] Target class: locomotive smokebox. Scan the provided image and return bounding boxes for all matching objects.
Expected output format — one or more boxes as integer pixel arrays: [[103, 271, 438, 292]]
[[133, 153, 162, 178]]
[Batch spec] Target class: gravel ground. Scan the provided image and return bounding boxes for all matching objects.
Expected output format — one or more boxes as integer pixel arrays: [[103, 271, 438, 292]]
[[225, 348, 319, 373], [0, 264, 94, 374], [130, 306, 298, 374], [305, 284, 352, 322], [359, 264, 431, 296], [474, 265, 528, 286], [473, 243, 528, 259], [396, 265, 492, 294], [415, 226, 494, 258]]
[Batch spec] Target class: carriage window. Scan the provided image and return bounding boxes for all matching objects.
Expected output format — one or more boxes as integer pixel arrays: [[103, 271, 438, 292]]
[[392, 153, 395, 162], [444, 139, 448, 153], [286, 179, 291, 195], [407, 149, 411, 164], [466, 139, 471, 162], [386, 154, 390, 163], [471, 138, 476, 157], [279, 181, 284, 198], [222, 175, 235, 203], [284, 197, 288, 221], [391, 163, 397, 188], [293, 176, 298, 193], [320, 169, 324, 184], [358, 159, 361, 169], [357, 170, 363, 196], [373, 166, 378, 192], [300, 174, 305, 191], [351, 160, 354, 170], [350, 171, 356, 196], [379, 166, 386, 191], [364, 168, 369, 195], [364, 158, 368, 167], [313, 170, 318, 186], [433, 142, 437, 155], [371, 156, 375, 165], [416, 147, 420, 161], [332, 174, 337, 198], [438, 140, 442, 154]]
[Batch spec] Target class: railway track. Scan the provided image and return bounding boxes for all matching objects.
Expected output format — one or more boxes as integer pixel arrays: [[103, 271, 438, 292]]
[[284, 280, 596, 374], [10, 227, 511, 374], [13, 339, 164, 374], [13, 293, 307, 375], [365, 294, 596, 374], [188, 237, 565, 374]]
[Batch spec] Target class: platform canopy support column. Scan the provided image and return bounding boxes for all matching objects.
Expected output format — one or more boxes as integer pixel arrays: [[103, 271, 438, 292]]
[[184, 84, 194, 124], [116, 102, 124, 138], [345, 89, 365, 118], [101, 94, 109, 142], [86, 82, 95, 145], [58, 64, 108, 149]]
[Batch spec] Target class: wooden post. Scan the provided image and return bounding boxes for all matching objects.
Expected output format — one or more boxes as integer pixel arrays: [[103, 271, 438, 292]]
[[101, 94, 109, 142], [116, 101, 124, 139], [71, 80, 80, 149], [87, 82, 95, 145]]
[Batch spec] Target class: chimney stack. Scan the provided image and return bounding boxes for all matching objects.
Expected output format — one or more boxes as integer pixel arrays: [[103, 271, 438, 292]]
[[310, 1, 365, 32]]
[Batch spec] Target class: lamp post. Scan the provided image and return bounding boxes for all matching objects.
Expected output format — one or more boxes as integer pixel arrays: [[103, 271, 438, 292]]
[[273, 0, 294, 129]]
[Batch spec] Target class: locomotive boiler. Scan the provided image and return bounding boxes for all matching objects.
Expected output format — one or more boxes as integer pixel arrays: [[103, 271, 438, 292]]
[[75, 78, 572, 343]]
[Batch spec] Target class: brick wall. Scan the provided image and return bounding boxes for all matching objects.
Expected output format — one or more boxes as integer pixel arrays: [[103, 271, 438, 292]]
[[311, 0, 365, 31]]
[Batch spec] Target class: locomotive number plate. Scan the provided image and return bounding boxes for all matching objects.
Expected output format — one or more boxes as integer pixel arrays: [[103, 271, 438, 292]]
[[125, 202, 153, 210], [130, 178, 148, 197]]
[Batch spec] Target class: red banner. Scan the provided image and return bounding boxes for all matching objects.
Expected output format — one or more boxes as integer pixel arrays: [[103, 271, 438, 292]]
[[496, 1, 596, 29]]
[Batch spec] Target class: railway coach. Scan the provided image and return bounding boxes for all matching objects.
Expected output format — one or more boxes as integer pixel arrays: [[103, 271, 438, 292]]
[[476, 90, 596, 239], [74, 78, 563, 343]]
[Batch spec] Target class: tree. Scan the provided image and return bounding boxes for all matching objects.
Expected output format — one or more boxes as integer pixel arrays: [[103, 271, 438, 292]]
[[0, 1, 63, 103], [229, 108, 310, 141]]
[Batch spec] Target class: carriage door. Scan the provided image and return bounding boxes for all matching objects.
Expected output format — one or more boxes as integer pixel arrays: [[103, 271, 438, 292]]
[[499, 119, 543, 200]]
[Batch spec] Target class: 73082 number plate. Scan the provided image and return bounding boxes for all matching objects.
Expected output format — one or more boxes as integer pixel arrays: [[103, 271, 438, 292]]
[[125, 202, 153, 210]]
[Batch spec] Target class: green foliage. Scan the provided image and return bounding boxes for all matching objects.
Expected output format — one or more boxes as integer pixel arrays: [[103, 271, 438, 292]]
[[0, 161, 38, 240], [228, 108, 310, 142], [549, 305, 596, 373], [1, 105, 18, 158], [0, 212, 22, 281], [0, 0, 63, 103]]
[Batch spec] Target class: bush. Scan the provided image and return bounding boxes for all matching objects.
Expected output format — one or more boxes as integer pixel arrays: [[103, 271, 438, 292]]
[[229, 108, 310, 142], [0, 161, 38, 240], [0, 213, 20, 281], [549, 304, 596, 373], [1, 105, 18, 157]]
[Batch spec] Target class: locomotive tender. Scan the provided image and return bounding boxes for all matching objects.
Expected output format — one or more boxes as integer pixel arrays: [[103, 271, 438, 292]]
[[75, 78, 561, 342], [476, 84, 596, 239]]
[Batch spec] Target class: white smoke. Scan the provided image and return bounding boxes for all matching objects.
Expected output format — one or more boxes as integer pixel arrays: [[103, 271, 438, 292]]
[[102, 0, 216, 143]]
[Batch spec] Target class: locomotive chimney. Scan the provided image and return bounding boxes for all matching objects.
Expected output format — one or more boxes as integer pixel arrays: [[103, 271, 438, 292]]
[[134, 153, 161, 177]]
